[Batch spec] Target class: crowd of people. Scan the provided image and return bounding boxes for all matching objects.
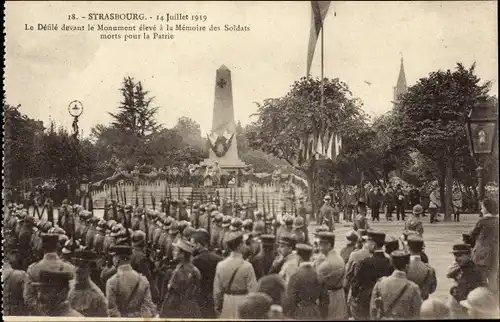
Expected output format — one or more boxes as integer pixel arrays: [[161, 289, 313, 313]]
[[2, 188, 499, 320]]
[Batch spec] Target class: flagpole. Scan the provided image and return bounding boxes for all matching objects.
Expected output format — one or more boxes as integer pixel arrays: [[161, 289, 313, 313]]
[[320, 23, 324, 108]]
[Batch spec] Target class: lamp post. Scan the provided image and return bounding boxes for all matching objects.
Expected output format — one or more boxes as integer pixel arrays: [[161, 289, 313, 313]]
[[68, 100, 83, 204], [465, 99, 498, 211]]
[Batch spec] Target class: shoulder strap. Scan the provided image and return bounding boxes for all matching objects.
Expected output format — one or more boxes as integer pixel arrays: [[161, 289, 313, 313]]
[[384, 282, 410, 317], [224, 265, 242, 293], [122, 276, 142, 312]]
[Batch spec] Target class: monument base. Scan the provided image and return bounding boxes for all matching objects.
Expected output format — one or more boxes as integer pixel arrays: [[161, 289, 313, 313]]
[[199, 158, 247, 171]]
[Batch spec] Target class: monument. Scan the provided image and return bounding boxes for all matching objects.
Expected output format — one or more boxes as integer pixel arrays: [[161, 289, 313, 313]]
[[201, 65, 247, 175]]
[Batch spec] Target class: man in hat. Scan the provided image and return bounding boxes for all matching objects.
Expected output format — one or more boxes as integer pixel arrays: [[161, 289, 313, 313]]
[[36, 270, 83, 317], [370, 250, 422, 320], [447, 243, 487, 319], [160, 238, 202, 318], [24, 232, 76, 315], [130, 230, 159, 305], [311, 226, 329, 268], [368, 186, 383, 222], [353, 199, 370, 231], [405, 204, 424, 236], [459, 286, 500, 319], [191, 229, 223, 318], [350, 230, 393, 320], [3, 239, 28, 316], [340, 230, 358, 264], [106, 244, 156, 317], [284, 243, 328, 319], [319, 195, 335, 231], [213, 231, 257, 319], [277, 215, 294, 242], [384, 235, 400, 262], [395, 184, 406, 221], [406, 235, 436, 300], [296, 195, 310, 242], [219, 215, 232, 253], [274, 235, 300, 286], [316, 231, 349, 320], [68, 249, 107, 317], [251, 234, 277, 280]]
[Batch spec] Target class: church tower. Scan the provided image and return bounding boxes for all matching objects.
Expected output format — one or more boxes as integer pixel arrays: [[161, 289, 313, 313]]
[[393, 54, 407, 107]]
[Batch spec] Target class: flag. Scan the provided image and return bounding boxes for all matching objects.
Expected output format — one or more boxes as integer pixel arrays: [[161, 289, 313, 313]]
[[335, 133, 342, 157], [306, 1, 331, 76]]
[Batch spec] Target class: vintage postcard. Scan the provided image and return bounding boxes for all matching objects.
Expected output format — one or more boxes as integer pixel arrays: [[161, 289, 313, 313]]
[[3, 1, 499, 321]]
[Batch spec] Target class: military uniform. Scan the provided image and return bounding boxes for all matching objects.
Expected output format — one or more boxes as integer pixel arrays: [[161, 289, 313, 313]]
[[68, 250, 107, 317], [404, 215, 424, 236], [160, 239, 202, 318], [353, 213, 370, 231], [340, 231, 359, 264], [37, 270, 83, 317], [319, 200, 335, 231], [24, 234, 76, 316], [316, 232, 349, 320], [250, 234, 276, 279], [3, 261, 27, 316], [193, 246, 224, 318], [406, 236, 436, 300], [350, 232, 393, 320], [106, 246, 156, 317], [370, 251, 422, 320], [284, 245, 328, 320], [130, 244, 159, 304], [213, 233, 257, 319]]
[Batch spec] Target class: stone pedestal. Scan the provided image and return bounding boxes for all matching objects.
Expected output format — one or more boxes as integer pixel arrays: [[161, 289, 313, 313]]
[[201, 65, 247, 171]]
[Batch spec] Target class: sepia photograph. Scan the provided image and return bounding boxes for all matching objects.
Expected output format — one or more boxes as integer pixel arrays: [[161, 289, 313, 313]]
[[2, 1, 499, 320]]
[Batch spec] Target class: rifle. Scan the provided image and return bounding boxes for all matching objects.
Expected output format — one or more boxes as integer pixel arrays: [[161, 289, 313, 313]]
[[142, 192, 146, 209], [88, 192, 94, 216], [122, 186, 127, 204], [103, 198, 108, 221], [112, 200, 118, 221], [151, 192, 156, 211], [272, 198, 277, 235], [135, 189, 139, 208], [189, 189, 194, 223], [115, 185, 120, 203], [240, 188, 244, 204]]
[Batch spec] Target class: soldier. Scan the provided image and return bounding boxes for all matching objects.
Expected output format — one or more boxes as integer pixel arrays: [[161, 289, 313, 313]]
[[242, 219, 253, 234], [3, 239, 28, 316], [18, 215, 35, 270], [219, 215, 232, 253], [35, 270, 83, 317], [106, 244, 156, 317], [353, 199, 370, 231], [406, 235, 437, 300], [340, 230, 358, 264], [230, 217, 243, 233], [160, 239, 202, 318], [311, 226, 329, 268], [68, 249, 107, 317], [370, 250, 422, 319], [238, 292, 274, 319], [24, 232, 76, 315], [276, 235, 300, 286], [191, 229, 224, 318], [297, 196, 310, 243], [93, 220, 107, 267], [213, 231, 257, 319], [198, 205, 208, 230], [344, 229, 371, 302], [292, 217, 306, 243], [85, 217, 100, 249], [384, 235, 400, 261], [350, 230, 393, 320], [130, 230, 159, 305], [319, 195, 335, 231], [276, 215, 294, 241], [405, 204, 424, 236], [254, 274, 286, 319], [284, 243, 329, 319], [179, 199, 190, 221], [250, 234, 276, 279], [316, 231, 349, 320], [447, 243, 487, 319]]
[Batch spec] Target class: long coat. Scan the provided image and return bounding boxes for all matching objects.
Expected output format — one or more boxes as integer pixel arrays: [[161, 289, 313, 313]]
[[2, 262, 27, 316], [350, 251, 393, 320], [317, 250, 348, 320], [406, 255, 437, 300], [160, 262, 202, 318], [192, 249, 223, 318], [68, 279, 108, 317], [284, 262, 328, 320], [470, 214, 499, 271]]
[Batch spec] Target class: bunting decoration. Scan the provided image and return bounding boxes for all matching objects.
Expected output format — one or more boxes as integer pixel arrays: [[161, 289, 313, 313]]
[[297, 129, 342, 163], [306, 1, 331, 76]]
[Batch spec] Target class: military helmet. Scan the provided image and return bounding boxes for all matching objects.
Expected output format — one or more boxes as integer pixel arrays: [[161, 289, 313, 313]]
[[222, 215, 232, 227], [293, 216, 304, 229], [242, 219, 253, 230], [214, 213, 224, 223], [62, 239, 80, 254], [255, 210, 263, 218], [284, 215, 294, 225], [131, 230, 146, 244]]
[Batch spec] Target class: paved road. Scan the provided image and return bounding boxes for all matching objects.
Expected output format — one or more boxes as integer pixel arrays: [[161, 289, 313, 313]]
[[37, 207, 479, 303]]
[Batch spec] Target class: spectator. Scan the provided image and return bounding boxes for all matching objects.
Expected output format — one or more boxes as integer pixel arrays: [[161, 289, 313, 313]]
[[420, 298, 450, 319], [460, 287, 500, 319]]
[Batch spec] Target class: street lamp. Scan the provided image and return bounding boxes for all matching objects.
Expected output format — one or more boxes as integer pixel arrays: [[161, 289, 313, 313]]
[[68, 100, 84, 204], [466, 99, 498, 208], [80, 175, 90, 194]]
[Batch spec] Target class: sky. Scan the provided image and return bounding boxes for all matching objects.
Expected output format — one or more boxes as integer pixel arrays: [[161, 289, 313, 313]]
[[5, 1, 498, 138]]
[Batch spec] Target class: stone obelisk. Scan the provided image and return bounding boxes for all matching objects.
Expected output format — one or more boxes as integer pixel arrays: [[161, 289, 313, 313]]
[[201, 65, 246, 169]]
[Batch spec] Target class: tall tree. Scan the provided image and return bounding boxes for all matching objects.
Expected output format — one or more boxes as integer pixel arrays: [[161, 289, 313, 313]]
[[246, 77, 368, 213], [109, 76, 161, 137], [392, 63, 493, 221], [173, 116, 205, 150]]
